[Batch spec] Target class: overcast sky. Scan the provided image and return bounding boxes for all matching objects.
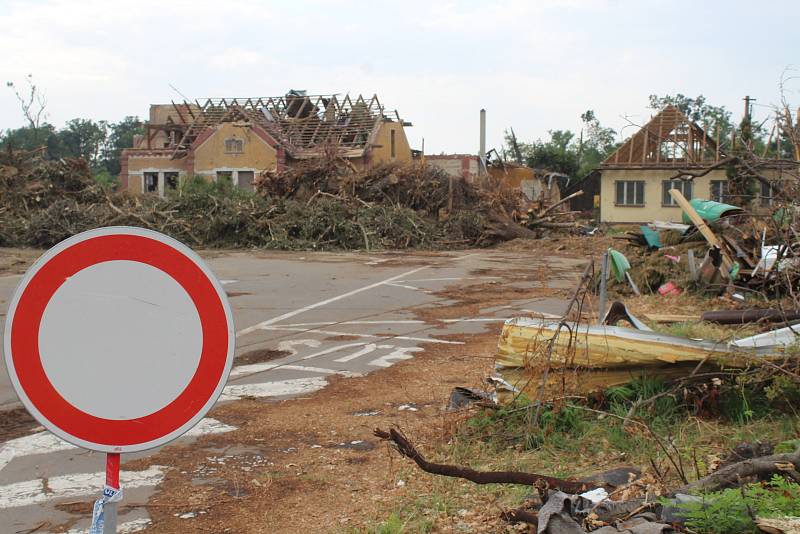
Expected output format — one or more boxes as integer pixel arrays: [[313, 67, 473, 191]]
[[1, 0, 798, 154]]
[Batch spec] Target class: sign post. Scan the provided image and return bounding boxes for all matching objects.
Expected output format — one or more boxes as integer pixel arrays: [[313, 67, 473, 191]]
[[3, 227, 235, 533]]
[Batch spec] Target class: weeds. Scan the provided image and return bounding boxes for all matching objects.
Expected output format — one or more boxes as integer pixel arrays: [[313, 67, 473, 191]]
[[671, 475, 800, 534]]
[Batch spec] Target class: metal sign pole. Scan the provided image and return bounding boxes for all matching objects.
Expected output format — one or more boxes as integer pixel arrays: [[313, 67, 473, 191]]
[[103, 453, 120, 534]]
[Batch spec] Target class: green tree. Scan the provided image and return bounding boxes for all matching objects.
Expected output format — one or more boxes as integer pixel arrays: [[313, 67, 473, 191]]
[[58, 118, 108, 167], [102, 116, 144, 175], [577, 110, 618, 177], [648, 93, 734, 141]]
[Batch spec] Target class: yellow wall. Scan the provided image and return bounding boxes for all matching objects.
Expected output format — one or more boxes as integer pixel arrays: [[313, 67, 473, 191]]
[[125, 155, 187, 194], [600, 169, 727, 223], [600, 167, 795, 223], [192, 122, 277, 173], [369, 121, 412, 164]]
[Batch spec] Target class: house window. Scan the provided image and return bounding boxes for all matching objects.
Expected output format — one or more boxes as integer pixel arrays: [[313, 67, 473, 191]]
[[615, 180, 645, 206], [225, 138, 244, 154], [216, 171, 233, 183], [390, 129, 396, 159], [164, 172, 179, 192], [710, 180, 729, 203], [761, 181, 776, 206], [662, 179, 693, 206], [143, 172, 159, 193]]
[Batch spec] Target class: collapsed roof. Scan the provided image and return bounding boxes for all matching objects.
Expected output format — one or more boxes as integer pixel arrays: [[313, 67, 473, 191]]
[[602, 104, 722, 168], [168, 91, 406, 159]]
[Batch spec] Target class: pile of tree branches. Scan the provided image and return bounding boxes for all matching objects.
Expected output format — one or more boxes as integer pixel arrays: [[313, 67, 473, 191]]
[[0, 148, 542, 250]]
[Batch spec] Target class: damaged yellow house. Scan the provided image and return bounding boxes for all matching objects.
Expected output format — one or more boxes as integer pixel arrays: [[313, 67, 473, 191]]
[[598, 105, 796, 223], [120, 91, 413, 195]]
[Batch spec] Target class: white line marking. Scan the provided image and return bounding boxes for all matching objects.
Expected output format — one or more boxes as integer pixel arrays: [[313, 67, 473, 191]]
[[218, 377, 328, 402], [183, 418, 237, 437], [397, 277, 500, 283], [219, 279, 238, 285], [452, 253, 478, 261], [0, 466, 167, 509], [0, 419, 235, 473], [298, 342, 371, 360], [369, 347, 423, 368], [0, 432, 76, 472], [385, 282, 426, 292], [279, 320, 426, 327], [260, 326, 464, 345], [236, 266, 429, 336], [441, 318, 509, 323], [229, 362, 357, 379], [335, 343, 381, 363]]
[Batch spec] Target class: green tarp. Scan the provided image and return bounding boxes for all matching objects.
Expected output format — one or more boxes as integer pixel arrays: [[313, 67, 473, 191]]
[[681, 199, 743, 224]]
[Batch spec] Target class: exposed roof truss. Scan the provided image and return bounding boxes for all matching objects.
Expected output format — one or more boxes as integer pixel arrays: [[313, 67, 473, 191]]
[[603, 105, 723, 168]]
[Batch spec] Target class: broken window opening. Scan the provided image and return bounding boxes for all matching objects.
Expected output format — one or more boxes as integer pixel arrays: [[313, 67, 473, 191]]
[[164, 172, 179, 192], [216, 171, 233, 183], [144, 172, 159, 193], [390, 129, 396, 158]]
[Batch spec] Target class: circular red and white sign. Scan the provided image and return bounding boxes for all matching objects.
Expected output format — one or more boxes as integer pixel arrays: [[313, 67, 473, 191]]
[[3, 227, 235, 453]]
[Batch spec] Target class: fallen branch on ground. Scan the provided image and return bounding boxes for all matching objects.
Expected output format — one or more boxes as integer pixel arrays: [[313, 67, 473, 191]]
[[373, 427, 600, 493], [675, 447, 800, 494]]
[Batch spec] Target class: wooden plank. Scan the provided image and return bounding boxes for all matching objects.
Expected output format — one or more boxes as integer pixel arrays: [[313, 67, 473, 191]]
[[656, 113, 663, 163], [669, 189, 734, 277], [642, 313, 700, 323]]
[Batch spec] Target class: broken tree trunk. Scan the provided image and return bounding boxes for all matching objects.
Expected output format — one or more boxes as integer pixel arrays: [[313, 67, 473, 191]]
[[674, 447, 800, 494], [374, 427, 599, 493]]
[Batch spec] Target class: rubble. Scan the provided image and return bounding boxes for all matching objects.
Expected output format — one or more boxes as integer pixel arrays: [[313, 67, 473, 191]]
[[0, 149, 579, 250]]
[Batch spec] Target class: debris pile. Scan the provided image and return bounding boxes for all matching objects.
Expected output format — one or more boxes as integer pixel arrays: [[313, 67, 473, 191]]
[[0, 149, 574, 249], [609, 190, 800, 302]]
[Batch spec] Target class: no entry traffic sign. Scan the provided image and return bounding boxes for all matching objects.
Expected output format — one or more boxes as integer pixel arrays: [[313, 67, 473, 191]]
[[3, 227, 235, 453]]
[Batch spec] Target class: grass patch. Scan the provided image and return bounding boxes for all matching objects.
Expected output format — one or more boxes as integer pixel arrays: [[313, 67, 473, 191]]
[[360, 372, 800, 532]]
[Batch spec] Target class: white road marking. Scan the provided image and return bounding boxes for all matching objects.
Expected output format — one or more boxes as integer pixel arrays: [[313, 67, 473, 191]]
[[260, 326, 464, 345], [218, 377, 329, 402], [184, 418, 237, 437], [229, 362, 357, 379], [279, 318, 506, 328], [0, 419, 235, 473], [277, 338, 323, 355], [280, 320, 426, 327], [235, 266, 428, 336], [396, 276, 500, 283], [334, 343, 387, 363], [0, 466, 167, 509], [385, 282, 427, 292], [369, 347, 424, 368], [64, 517, 151, 534], [219, 279, 238, 285]]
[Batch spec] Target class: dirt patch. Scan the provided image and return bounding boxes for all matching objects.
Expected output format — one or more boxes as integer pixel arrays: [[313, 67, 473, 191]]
[[0, 247, 41, 275], [0, 406, 39, 442], [117, 248, 582, 533], [235, 349, 290, 366]]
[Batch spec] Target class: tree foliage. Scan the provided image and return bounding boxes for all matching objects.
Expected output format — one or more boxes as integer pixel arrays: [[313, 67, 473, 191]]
[[503, 110, 618, 181], [648, 93, 734, 140]]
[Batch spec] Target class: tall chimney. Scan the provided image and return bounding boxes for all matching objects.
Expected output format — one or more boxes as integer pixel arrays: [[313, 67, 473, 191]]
[[479, 108, 487, 175]]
